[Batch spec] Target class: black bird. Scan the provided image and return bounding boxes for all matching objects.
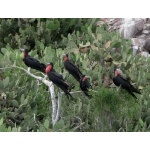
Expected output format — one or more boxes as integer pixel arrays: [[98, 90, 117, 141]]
[[45, 62, 73, 99], [20, 48, 46, 73], [80, 75, 92, 98], [113, 68, 141, 99], [63, 54, 83, 82]]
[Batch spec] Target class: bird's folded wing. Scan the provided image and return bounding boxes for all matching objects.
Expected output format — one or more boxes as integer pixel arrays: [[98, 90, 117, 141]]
[[28, 57, 41, 64], [68, 61, 82, 75], [51, 71, 64, 80]]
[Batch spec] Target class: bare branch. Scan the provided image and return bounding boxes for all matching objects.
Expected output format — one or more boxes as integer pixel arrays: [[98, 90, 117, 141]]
[[0, 65, 52, 86], [48, 84, 57, 125], [73, 122, 85, 131], [52, 90, 62, 125], [60, 91, 83, 95], [0, 65, 92, 126], [0, 67, 14, 70], [0, 66, 58, 125], [33, 113, 40, 127]]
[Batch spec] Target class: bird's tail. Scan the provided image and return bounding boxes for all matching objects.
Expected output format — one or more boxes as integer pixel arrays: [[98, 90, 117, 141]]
[[131, 92, 138, 99], [59, 84, 74, 100], [84, 91, 92, 98], [65, 90, 74, 100], [127, 89, 138, 99], [67, 83, 75, 92], [131, 86, 141, 94]]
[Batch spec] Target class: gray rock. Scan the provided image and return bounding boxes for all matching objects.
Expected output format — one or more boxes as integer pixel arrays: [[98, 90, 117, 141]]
[[132, 38, 141, 46], [120, 19, 144, 39], [143, 30, 150, 35], [138, 38, 146, 47], [135, 19, 144, 31], [144, 24, 150, 30], [146, 18, 150, 23], [139, 51, 150, 57], [132, 46, 139, 56], [97, 18, 150, 56], [143, 38, 150, 53]]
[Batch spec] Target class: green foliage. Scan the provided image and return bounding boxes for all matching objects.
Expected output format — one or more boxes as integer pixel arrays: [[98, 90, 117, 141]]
[[0, 18, 150, 132], [0, 18, 99, 52]]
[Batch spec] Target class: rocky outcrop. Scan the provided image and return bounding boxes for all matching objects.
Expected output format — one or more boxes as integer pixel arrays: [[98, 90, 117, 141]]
[[97, 18, 150, 57], [143, 38, 150, 53], [120, 18, 145, 39]]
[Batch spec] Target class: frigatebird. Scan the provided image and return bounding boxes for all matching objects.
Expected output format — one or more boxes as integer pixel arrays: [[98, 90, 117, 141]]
[[113, 68, 141, 99], [80, 75, 92, 98], [20, 48, 46, 73], [63, 54, 83, 82], [45, 62, 73, 99]]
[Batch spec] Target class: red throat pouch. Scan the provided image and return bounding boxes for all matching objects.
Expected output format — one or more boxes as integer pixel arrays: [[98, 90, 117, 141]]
[[82, 76, 87, 81], [115, 70, 118, 77], [45, 65, 52, 73], [64, 56, 68, 62], [23, 52, 26, 58]]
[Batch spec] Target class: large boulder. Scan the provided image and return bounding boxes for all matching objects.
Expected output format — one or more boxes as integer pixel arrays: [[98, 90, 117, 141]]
[[97, 18, 150, 57], [143, 38, 150, 53], [120, 18, 145, 39]]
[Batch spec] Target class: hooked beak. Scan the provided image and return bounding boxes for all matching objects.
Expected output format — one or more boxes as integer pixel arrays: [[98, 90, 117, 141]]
[[62, 54, 66, 58], [114, 70, 118, 77], [116, 68, 122, 73], [114, 68, 122, 76], [19, 48, 25, 52], [85, 76, 90, 78]]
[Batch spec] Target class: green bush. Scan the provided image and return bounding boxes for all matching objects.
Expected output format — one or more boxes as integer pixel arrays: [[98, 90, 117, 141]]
[[0, 18, 150, 132]]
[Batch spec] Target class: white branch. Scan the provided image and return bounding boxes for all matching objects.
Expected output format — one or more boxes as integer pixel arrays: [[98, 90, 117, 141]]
[[48, 84, 57, 125], [73, 122, 85, 131], [12, 66, 52, 87], [53, 90, 62, 125], [33, 113, 40, 127], [61, 91, 83, 95], [0, 65, 91, 127], [0, 66, 57, 125], [0, 66, 51, 86]]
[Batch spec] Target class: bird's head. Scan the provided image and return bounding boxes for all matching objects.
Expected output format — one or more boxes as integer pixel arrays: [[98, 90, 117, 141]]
[[114, 68, 122, 77], [45, 62, 53, 74], [19, 48, 28, 58], [62, 53, 69, 62]]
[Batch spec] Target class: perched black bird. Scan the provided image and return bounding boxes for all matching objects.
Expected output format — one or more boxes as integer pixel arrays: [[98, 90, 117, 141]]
[[63, 54, 83, 82], [80, 75, 92, 98], [20, 48, 46, 73], [45, 62, 73, 99], [113, 68, 141, 99]]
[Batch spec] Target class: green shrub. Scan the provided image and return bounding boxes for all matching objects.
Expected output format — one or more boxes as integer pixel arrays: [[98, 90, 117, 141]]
[[0, 18, 150, 131]]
